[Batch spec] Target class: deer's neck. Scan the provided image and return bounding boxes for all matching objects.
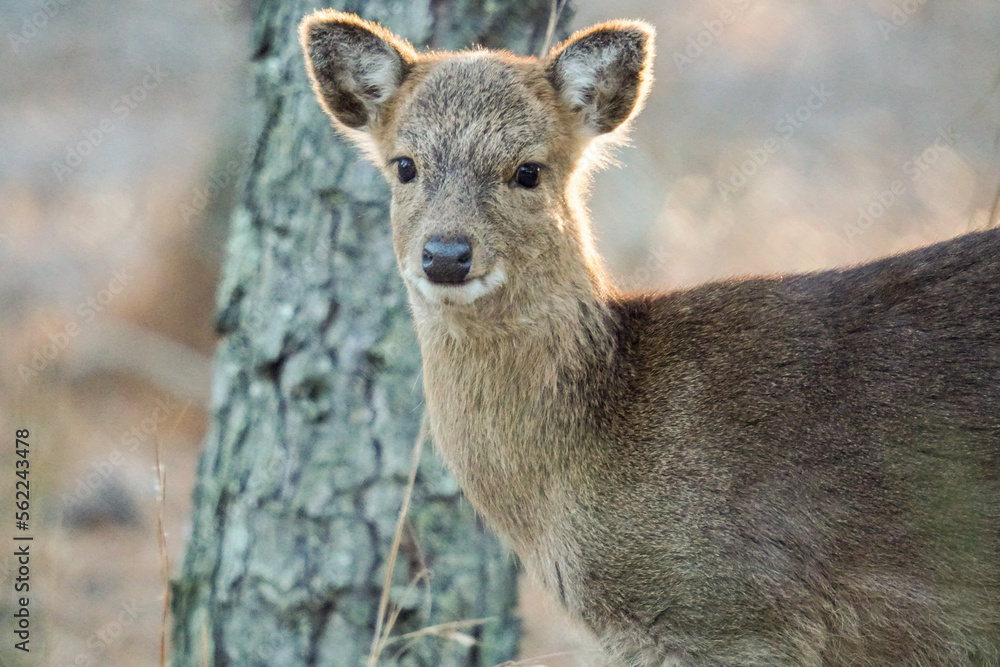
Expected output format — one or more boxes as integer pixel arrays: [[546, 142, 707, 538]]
[[412, 262, 618, 555]]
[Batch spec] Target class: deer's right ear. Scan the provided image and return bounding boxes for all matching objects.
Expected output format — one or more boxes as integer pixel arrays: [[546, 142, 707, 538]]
[[299, 10, 415, 131]]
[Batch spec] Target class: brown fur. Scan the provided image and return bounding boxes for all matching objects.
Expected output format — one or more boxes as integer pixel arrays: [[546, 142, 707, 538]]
[[301, 10, 1000, 665]]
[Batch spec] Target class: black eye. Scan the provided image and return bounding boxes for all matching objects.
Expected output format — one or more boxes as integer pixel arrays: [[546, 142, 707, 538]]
[[515, 163, 541, 188], [396, 157, 417, 184]]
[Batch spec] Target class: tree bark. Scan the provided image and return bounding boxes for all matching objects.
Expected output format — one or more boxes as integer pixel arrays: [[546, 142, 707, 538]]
[[170, 1, 572, 665]]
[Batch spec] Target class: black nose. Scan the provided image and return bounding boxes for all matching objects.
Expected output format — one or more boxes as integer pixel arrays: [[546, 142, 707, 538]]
[[422, 235, 472, 284]]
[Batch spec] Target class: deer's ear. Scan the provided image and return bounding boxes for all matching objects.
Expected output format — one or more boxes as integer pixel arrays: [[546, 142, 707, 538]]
[[299, 10, 416, 131], [545, 21, 655, 136]]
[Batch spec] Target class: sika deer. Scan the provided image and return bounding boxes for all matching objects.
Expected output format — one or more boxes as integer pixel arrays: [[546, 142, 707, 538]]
[[300, 10, 1000, 665]]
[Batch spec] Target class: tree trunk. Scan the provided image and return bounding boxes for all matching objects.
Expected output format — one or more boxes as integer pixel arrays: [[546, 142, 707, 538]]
[[170, 1, 572, 665]]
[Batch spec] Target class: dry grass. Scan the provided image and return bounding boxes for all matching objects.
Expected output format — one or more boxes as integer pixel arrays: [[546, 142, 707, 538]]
[[368, 413, 429, 666], [155, 438, 169, 667]]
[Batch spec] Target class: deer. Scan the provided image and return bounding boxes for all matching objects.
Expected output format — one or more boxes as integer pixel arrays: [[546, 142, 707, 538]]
[[299, 9, 1000, 666]]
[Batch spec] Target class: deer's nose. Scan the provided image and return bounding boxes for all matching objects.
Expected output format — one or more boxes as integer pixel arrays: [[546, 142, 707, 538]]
[[422, 235, 472, 284]]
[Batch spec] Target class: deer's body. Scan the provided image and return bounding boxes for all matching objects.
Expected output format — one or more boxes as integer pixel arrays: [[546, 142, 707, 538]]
[[301, 11, 1000, 665], [425, 227, 1000, 665]]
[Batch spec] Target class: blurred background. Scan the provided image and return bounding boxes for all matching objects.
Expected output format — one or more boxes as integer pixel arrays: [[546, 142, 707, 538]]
[[1, 0, 998, 664]]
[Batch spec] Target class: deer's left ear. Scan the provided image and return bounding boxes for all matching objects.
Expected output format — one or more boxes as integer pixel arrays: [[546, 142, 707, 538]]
[[545, 21, 655, 136]]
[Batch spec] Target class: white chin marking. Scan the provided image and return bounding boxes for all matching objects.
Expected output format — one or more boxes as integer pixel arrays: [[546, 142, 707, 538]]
[[410, 267, 506, 305]]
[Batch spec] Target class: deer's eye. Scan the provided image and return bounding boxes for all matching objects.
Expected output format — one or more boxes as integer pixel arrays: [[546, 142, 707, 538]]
[[395, 157, 417, 184], [515, 163, 541, 188]]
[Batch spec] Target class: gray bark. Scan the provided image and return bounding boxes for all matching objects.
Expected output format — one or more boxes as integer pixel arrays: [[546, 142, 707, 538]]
[[170, 1, 572, 665]]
